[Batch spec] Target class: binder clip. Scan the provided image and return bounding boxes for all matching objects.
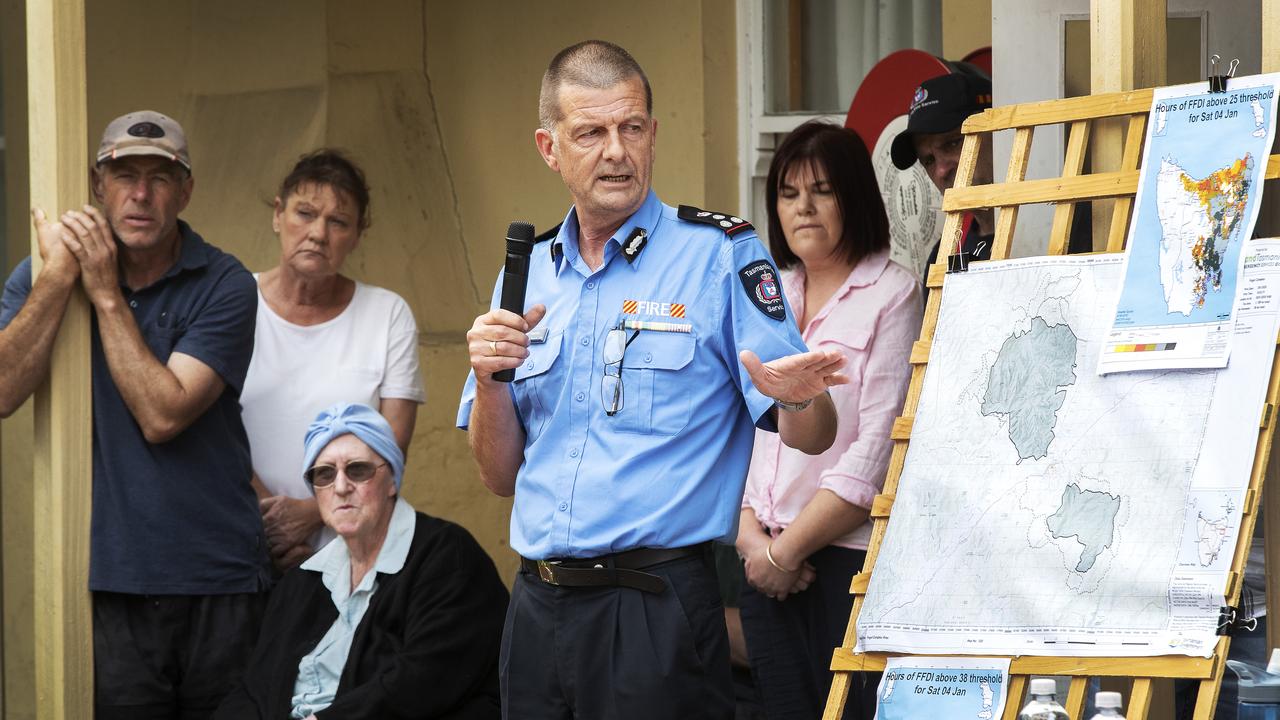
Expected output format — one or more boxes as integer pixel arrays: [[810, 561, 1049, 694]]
[[1209, 54, 1239, 94], [944, 233, 979, 274], [1217, 605, 1258, 636], [1217, 589, 1259, 636]]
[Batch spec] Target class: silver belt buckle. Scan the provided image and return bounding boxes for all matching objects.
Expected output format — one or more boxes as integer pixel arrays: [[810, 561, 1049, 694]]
[[536, 560, 560, 585]]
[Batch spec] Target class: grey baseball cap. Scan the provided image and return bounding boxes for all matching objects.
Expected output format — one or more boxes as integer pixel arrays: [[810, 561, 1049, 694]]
[[95, 110, 191, 171]]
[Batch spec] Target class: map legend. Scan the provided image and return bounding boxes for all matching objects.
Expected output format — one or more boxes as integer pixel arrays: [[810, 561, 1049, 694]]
[[1109, 342, 1178, 353]]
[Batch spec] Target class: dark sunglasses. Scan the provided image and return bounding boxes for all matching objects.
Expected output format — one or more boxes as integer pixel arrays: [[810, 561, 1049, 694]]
[[303, 460, 387, 488]]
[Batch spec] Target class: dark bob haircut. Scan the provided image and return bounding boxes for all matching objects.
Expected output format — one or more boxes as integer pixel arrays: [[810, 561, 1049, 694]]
[[765, 120, 889, 269], [277, 149, 372, 233]]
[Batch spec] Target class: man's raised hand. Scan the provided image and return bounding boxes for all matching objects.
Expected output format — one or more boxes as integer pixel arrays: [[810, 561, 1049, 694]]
[[739, 348, 848, 405], [30, 207, 78, 285]]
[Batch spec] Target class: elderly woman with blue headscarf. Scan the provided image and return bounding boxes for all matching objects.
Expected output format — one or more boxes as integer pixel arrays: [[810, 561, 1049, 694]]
[[215, 403, 507, 720]]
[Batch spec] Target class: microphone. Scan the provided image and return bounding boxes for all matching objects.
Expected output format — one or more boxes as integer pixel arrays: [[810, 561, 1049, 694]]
[[494, 221, 536, 383]]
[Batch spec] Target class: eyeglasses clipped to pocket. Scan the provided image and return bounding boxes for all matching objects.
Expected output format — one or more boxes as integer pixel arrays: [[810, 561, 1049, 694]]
[[601, 325, 639, 417], [600, 324, 696, 436]]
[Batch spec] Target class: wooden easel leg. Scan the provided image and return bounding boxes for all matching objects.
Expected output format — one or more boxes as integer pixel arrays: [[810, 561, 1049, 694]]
[[1066, 676, 1089, 718], [1128, 678, 1154, 719], [1192, 673, 1224, 719], [1267, 470, 1280, 656], [822, 670, 851, 720], [1002, 676, 1027, 720]]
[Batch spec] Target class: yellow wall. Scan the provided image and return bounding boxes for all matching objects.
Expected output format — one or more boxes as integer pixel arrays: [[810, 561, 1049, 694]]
[[943, 0, 992, 59], [0, 2, 737, 716]]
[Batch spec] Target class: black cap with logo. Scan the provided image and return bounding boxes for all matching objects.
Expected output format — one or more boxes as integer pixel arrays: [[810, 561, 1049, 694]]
[[890, 71, 992, 171]]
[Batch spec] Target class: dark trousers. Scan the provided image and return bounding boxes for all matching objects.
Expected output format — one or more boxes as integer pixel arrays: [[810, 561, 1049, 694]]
[[500, 551, 734, 720], [738, 545, 877, 720], [93, 591, 266, 720]]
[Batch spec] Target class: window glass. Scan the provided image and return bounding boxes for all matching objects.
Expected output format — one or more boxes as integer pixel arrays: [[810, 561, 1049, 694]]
[[763, 0, 943, 114]]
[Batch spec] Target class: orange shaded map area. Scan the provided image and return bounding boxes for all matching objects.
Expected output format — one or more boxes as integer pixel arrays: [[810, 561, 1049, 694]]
[[1177, 154, 1251, 308]]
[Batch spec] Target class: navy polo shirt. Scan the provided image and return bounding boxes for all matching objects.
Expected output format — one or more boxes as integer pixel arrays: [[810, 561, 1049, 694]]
[[0, 221, 268, 595]]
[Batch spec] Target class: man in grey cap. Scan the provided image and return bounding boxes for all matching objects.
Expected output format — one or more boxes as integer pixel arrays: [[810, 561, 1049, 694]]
[[0, 110, 267, 719]]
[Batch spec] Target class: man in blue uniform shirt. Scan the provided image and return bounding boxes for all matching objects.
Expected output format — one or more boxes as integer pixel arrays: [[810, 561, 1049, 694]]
[[458, 41, 846, 719], [0, 111, 266, 719]]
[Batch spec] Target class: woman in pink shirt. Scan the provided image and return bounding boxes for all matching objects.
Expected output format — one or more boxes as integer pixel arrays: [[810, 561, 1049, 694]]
[[735, 121, 922, 719]]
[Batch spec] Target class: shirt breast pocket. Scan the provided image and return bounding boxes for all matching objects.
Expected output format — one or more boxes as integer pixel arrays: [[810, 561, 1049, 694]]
[[613, 331, 697, 436], [144, 311, 190, 363], [821, 328, 872, 426], [336, 366, 382, 399], [144, 326, 186, 362], [512, 332, 562, 443]]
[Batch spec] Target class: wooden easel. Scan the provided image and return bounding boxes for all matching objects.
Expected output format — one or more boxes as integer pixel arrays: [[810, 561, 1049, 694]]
[[823, 87, 1280, 720]]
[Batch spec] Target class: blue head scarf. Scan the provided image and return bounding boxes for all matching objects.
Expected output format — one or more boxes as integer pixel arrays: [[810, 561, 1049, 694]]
[[302, 403, 405, 493]]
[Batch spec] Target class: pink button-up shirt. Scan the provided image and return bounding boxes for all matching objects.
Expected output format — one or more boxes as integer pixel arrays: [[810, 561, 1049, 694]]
[[743, 248, 922, 550]]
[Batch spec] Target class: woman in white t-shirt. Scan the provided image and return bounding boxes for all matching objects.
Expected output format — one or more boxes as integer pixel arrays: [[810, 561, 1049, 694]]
[[241, 150, 425, 570]]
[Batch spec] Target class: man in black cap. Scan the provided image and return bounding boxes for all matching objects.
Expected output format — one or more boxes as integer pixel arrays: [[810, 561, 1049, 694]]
[[890, 71, 995, 271], [891, 71, 1094, 284]]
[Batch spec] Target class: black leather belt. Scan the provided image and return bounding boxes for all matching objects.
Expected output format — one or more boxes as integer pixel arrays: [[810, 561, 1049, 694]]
[[520, 545, 705, 594]]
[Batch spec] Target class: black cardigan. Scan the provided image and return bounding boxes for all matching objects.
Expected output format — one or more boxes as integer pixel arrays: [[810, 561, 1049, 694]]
[[214, 512, 507, 720]]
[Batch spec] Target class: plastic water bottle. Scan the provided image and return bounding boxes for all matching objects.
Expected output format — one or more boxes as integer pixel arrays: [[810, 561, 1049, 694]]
[[1229, 648, 1280, 719], [1018, 678, 1069, 720], [1088, 691, 1126, 719]]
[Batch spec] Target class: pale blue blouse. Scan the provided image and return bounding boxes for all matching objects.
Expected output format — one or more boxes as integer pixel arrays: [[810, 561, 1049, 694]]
[[290, 497, 417, 718]]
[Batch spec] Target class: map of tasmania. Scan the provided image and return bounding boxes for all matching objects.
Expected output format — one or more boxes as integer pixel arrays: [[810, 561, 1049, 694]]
[[977, 681, 995, 720], [857, 256, 1225, 657], [1046, 484, 1121, 572], [1156, 154, 1252, 315], [1109, 84, 1275, 337], [980, 317, 1078, 460], [1176, 494, 1241, 572], [1195, 512, 1232, 566]]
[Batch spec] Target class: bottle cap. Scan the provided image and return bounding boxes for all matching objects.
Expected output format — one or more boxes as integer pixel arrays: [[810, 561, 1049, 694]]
[[1096, 691, 1122, 708], [1268, 648, 1280, 675], [1030, 678, 1057, 696]]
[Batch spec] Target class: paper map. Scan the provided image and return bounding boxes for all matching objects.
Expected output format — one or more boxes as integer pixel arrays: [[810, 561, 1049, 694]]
[[856, 244, 1280, 657], [1100, 74, 1280, 373]]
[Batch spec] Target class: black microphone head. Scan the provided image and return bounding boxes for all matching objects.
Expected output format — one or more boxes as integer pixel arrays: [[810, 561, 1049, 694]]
[[506, 221, 536, 255]]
